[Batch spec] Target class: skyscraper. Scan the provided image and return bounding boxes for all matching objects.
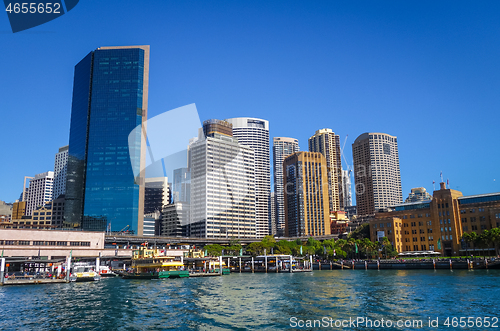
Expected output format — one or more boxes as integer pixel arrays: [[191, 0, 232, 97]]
[[225, 117, 270, 238], [342, 169, 352, 208], [65, 46, 149, 234], [273, 137, 299, 236], [25, 171, 54, 216], [189, 120, 256, 238], [308, 128, 343, 213], [352, 132, 402, 217], [53, 145, 68, 200], [172, 168, 191, 203], [283, 152, 330, 237]]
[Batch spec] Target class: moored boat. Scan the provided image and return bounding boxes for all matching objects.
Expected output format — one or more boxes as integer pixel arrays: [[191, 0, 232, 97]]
[[120, 248, 189, 279], [69, 264, 101, 282]]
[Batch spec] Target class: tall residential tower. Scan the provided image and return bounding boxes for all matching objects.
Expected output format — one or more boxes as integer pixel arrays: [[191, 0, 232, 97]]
[[308, 129, 343, 213], [273, 137, 299, 236], [352, 132, 402, 217], [65, 45, 149, 234]]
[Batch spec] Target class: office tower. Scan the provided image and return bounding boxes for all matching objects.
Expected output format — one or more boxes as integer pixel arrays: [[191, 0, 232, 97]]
[[173, 168, 191, 203], [161, 202, 189, 237], [269, 192, 276, 235], [25, 171, 54, 216], [189, 119, 256, 238], [352, 132, 402, 217], [53, 145, 69, 200], [273, 137, 299, 236], [283, 152, 330, 237], [65, 46, 149, 234], [144, 177, 170, 214], [405, 187, 432, 203], [308, 128, 343, 213], [225, 117, 270, 238], [342, 169, 352, 207]]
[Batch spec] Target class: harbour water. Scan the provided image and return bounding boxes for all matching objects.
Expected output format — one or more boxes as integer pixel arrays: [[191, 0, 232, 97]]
[[1, 269, 499, 330]]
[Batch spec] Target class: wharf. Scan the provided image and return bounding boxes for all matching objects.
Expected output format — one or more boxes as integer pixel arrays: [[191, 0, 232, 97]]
[[189, 272, 221, 277], [1, 278, 69, 286]]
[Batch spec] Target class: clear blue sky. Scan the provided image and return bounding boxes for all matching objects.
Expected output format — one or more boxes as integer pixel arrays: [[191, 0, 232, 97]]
[[1, 1, 499, 203]]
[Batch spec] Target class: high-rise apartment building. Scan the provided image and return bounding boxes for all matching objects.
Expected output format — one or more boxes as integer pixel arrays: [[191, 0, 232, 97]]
[[25, 171, 54, 216], [308, 129, 343, 213], [352, 132, 402, 217], [225, 117, 270, 238], [65, 46, 149, 234], [284, 152, 331, 237], [405, 187, 432, 203], [273, 137, 299, 236], [53, 145, 68, 199], [189, 119, 256, 238]]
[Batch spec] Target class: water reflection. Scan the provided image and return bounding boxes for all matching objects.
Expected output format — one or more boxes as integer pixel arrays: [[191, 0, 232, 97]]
[[0, 270, 499, 330]]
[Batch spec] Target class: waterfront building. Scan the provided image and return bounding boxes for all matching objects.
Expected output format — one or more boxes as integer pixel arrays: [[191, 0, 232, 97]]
[[273, 137, 299, 236], [25, 171, 54, 216], [405, 187, 432, 203], [173, 168, 191, 203], [225, 117, 270, 238], [308, 129, 343, 213], [53, 145, 68, 199], [144, 177, 170, 214], [64, 46, 149, 235], [352, 132, 402, 217], [189, 120, 256, 238], [370, 182, 500, 256], [283, 152, 331, 237]]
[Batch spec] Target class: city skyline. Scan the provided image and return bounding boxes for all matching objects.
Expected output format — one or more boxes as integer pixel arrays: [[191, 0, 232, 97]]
[[1, 1, 500, 203]]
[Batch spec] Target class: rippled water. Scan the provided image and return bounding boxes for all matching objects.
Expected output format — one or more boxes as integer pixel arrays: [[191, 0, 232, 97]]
[[1, 269, 499, 330]]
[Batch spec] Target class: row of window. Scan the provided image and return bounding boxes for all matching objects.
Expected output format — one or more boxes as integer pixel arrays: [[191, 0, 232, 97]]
[[0, 240, 91, 246]]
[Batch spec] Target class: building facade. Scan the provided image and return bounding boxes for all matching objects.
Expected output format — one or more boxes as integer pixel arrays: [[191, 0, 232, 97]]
[[144, 177, 170, 214], [284, 152, 331, 237], [352, 132, 402, 217], [173, 168, 191, 203], [272, 137, 299, 236], [189, 120, 256, 238], [342, 169, 352, 208], [65, 46, 149, 235], [269, 192, 276, 235], [53, 145, 68, 199], [25, 171, 54, 216], [308, 129, 343, 214], [370, 183, 500, 256], [225, 117, 270, 238]]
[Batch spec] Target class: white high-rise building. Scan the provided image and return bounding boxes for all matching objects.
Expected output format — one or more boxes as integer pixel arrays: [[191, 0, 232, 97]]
[[189, 120, 256, 238], [225, 117, 270, 238], [352, 132, 402, 217], [25, 171, 54, 216], [53, 145, 68, 199], [273, 137, 299, 236], [342, 169, 352, 208]]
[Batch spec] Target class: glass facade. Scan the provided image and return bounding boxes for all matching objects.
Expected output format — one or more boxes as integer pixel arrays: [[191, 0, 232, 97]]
[[65, 47, 148, 234]]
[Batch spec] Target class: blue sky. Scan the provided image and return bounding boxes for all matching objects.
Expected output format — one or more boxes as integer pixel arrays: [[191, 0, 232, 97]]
[[1, 1, 499, 203]]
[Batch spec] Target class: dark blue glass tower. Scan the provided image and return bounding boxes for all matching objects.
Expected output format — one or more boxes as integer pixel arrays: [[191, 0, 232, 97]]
[[65, 46, 149, 235]]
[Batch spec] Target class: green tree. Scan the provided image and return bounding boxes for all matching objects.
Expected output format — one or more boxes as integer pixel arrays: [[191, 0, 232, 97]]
[[204, 244, 224, 256]]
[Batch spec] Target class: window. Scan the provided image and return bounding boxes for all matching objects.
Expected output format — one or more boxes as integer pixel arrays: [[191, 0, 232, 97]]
[[410, 215, 415, 219], [460, 209, 466, 214], [70, 242, 80, 246], [411, 222, 416, 227], [373, 224, 377, 229], [462, 218, 467, 223], [427, 221, 432, 226], [387, 223, 392, 228], [420, 229, 425, 234], [18, 241, 30, 245], [413, 238, 418, 242], [33, 241, 45, 246], [419, 222, 423, 226], [421, 237, 425, 241], [463, 226, 468, 231], [481, 225, 487, 230], [428, 236, 434, 241], [412, 229, 417, 234], [471, 217, 476, 223], [430, 245, 435, 251], [427, 228, 433, 233], [470, 209, 475, 213]]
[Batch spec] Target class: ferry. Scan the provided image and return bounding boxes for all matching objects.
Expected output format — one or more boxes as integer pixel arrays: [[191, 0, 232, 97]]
[[120, 247, 189, 279], [99, 266, 118, 278], [69, 264, 101, 282]]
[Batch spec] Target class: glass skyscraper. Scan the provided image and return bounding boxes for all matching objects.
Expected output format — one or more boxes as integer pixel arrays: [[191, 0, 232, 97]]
[[65, 46, 149, 234]]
